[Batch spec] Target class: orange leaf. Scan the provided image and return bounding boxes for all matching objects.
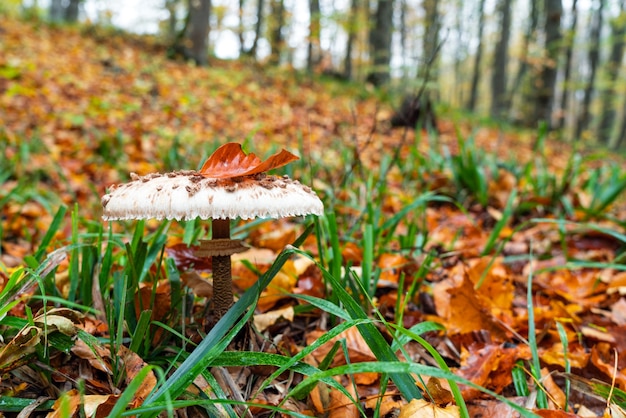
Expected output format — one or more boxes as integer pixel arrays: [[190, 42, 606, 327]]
[[199, 143, 299, 179]]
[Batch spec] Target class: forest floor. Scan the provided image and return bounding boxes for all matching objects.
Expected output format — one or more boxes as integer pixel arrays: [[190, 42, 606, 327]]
[[1, 16, 626, 418]]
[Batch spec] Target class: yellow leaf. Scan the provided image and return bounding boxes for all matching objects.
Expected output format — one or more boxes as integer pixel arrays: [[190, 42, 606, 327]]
[[399, 399, 460, 418]]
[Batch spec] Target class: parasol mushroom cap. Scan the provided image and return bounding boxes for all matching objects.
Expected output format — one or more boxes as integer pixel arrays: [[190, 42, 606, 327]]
[[101, 171, 324, 221]]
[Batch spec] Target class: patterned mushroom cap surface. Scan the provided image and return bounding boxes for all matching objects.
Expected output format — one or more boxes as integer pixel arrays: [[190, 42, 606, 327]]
[[102, 171, 324, 221]]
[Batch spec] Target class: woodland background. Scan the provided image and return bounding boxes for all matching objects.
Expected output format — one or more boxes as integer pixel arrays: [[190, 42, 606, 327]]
[[7, 0, 626, 150], [2, 0, 626, 417]]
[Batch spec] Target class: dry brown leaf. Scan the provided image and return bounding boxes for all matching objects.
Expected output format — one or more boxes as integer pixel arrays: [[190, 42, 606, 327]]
[[0, 326, 41, 373], [590, 343, 626, 390], [378, 253, 409, 284], [433, 274, 507, 339], [466, 257, 514, 313], [534, 409, 580, 417], [181, 271, 213, 298], [249, 221, 297, 251], [306, 326, 377, 366], [540, 342, 589, 369], [611, 298, 626, 326], [46, 389, 81, 418], [425, 377, 454, 406], [353, 371, 379, 385], [71, 339, 112, 374], [253, 305, 295, 331], [233, 256, 298, 312], [398, 399, 459, 418], [134, 280, 171, 322], [86, 394, 118, 418], [199, 142, 299, 179], [309, 382, 331, 415], [466, 398, 527, 418], [120, 345, 157, 407], [540, 367, 566, 410], [328, 382, 359, 418], [457, 343, 531, 401]]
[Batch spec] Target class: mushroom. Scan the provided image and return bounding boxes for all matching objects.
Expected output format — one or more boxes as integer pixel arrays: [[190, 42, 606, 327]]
[[101, 143, 323, 319]]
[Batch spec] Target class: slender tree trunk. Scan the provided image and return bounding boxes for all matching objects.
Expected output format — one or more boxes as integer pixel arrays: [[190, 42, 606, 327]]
[[508, 0, 539, 118], [452, 0, 467, 105], [307, 0, 321, 72], [467, 0, 486, 112], [597, 0, 626, 145], [49, 0, 64, 22], [558, 0, 578, 130], [268, 0, 285, 65], [399, 0, 408, 79], [616, 96, 626, 148], [238, 0, 246, 55], [248, 0, 264, 58], [419, 0, 440, 84], [575, 0, 604, 139], [533, 0, 562, 127], [367, 0, 395, 87], [343, 0, 358, 80], [491, 0, 513, 119], [185, 0, 212, 66], [64, 0, 80, 22], [165, 0, 178, 43]]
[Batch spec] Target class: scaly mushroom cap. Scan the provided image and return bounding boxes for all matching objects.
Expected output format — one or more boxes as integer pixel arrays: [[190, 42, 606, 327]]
[[101, 171, 324, 221]]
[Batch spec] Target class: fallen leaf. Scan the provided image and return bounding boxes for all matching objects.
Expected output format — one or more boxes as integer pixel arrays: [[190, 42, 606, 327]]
[[253, 305, 295, 331], [46, 389, 81, 418], [398, 398, 459, 418], [199, 142, 299, 179], [306, 326, 376, 366], [181, 271, 213, 298], [120, 345, 157, 407], [328, 382, 359, 418], [433, 274, 507, 340], [134, 280, 171, 322]]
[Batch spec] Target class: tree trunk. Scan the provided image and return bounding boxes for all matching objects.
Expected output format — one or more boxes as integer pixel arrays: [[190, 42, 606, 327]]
[[597, 1, 626, 145], [575, 0, 604, 139], [238, 0, 246, 55], [508, 0, 538, 118], [533, 0, 562, 127], [268, 0, 285, 65], [419, 0, 440, 83], [247, 0, 264, 58], [399, 0, 408, 79], [616, 95, 626, 147], [64, 0, 80, 22], [557, 0, 578, 130], [452, 0, 467, 105], [184, 0, 212, 66], [165, 0, 179, 43], [49, 0, 64, 22], [467, 0, 486, 112], [367, 0, 395, 87], [491, 0, 513, 119], [343, 0, 359, 80], [307, 0, 321, 72]]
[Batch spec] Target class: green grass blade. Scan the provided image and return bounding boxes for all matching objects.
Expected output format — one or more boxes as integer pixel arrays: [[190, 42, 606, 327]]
[[143, 247, 298, 409], [33, 205, 67, 262], [287, 361, 539, 418]]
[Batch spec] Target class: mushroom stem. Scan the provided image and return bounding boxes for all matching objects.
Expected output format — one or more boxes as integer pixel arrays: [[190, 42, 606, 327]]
[[211, 218, 234, 318]]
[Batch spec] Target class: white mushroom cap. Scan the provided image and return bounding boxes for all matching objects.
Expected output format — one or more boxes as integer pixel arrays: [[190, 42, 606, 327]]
[[101, 171, 324, 221]]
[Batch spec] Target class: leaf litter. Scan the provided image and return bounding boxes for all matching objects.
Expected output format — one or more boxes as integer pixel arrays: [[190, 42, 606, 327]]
[[0, 17, 626, 417]]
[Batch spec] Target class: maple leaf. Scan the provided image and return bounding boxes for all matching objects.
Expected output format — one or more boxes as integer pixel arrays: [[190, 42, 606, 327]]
[[199, 142, 299, 179]]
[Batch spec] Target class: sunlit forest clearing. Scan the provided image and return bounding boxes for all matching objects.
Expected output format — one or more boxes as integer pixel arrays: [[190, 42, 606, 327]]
[[1, 5, 626, 418]]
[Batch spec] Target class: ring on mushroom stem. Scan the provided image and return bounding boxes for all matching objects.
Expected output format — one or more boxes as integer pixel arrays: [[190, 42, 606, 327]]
[[101, 143, 324, 322]]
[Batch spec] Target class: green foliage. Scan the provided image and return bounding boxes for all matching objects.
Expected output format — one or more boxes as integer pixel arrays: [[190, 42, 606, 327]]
[[446, 133, 491, 207]]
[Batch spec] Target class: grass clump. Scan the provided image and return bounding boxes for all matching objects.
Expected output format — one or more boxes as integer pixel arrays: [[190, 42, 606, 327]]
[[2, 17, 626, 417]]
